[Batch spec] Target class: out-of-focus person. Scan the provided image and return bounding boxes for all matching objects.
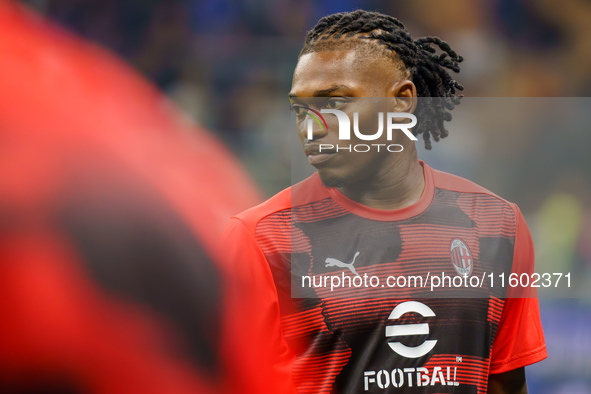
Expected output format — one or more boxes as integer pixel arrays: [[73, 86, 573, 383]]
[[0, 1, 294, 393]]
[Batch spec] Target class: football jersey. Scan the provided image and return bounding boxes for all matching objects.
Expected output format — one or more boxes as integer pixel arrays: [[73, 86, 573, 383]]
[[225, 161, 547, 393]]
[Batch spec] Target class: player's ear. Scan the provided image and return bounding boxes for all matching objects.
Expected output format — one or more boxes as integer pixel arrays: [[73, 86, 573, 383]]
[[388, 80, 417, 114]]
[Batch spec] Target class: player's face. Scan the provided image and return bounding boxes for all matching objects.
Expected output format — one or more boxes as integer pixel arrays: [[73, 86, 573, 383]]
[[289, 49, 415, 188]]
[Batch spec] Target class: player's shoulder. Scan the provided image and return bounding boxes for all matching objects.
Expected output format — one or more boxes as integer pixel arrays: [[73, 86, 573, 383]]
[[430, 166, 519, 215], [232, 173, 328, 233]]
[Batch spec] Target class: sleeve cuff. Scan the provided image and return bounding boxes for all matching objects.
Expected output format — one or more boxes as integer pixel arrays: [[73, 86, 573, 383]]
[[489, 344, 548, 374]]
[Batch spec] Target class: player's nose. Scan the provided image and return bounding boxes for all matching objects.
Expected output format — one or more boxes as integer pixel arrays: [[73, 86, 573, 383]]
[[299, 116, 328, 141]]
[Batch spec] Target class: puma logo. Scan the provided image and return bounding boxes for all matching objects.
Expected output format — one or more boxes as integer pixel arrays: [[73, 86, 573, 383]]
[[325, 251, 360, 276]]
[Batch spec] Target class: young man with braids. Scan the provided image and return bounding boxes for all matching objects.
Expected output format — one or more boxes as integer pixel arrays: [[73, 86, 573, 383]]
[[225, 10, 546, 394]]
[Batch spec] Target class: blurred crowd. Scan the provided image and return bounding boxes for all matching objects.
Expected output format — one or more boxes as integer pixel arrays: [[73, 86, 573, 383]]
[[24, 0, 591, 271], [25, 0, 591, 132], [18, 1, 591, 392], [23, 0, 591, 189]]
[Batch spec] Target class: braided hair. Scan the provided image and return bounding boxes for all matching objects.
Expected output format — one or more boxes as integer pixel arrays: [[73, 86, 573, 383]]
[[300, 10, 464, 150]]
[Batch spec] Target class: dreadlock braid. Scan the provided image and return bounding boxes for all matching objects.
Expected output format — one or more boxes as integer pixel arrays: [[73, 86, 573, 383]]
[[300, 10, 464, 150]]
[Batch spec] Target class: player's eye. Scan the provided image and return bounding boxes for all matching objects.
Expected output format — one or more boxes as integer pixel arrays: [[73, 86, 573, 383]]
[[325, 98, 347, 110], [290, 104, 306, 116]]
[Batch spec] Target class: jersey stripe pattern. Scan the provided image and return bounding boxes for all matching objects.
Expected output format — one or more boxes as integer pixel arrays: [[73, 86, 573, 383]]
[[239, 162, 546, 394]]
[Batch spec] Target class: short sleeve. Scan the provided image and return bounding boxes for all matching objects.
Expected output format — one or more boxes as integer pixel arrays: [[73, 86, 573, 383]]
[[220, 218, 296, 394], [489, 206, 547, 374]]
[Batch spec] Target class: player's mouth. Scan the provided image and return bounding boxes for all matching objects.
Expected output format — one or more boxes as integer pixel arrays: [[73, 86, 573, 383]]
[[304, 144, 336, 165]]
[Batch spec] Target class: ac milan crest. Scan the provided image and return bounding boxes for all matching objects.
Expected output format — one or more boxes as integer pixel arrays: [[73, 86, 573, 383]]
[[450, 238, 472, 277]]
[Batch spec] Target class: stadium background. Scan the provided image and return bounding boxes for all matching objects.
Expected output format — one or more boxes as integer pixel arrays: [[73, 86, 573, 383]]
[[22, 0, 591, 392]]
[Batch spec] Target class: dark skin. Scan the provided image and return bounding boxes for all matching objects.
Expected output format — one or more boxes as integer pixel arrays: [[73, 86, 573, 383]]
[[289, 45, 528, 394], [290, 49, 423, 210], [488, 368, 528, 394]]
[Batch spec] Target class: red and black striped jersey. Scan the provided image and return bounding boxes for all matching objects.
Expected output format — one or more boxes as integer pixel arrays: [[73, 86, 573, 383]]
[[225, 161, 547, 393]]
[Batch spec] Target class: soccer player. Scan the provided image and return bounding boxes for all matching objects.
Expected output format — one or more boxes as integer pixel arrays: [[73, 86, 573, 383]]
[[224, 10, 547, 394]]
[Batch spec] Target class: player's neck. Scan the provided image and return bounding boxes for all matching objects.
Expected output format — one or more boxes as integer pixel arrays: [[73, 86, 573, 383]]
[[337, 154, 425, 211]]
